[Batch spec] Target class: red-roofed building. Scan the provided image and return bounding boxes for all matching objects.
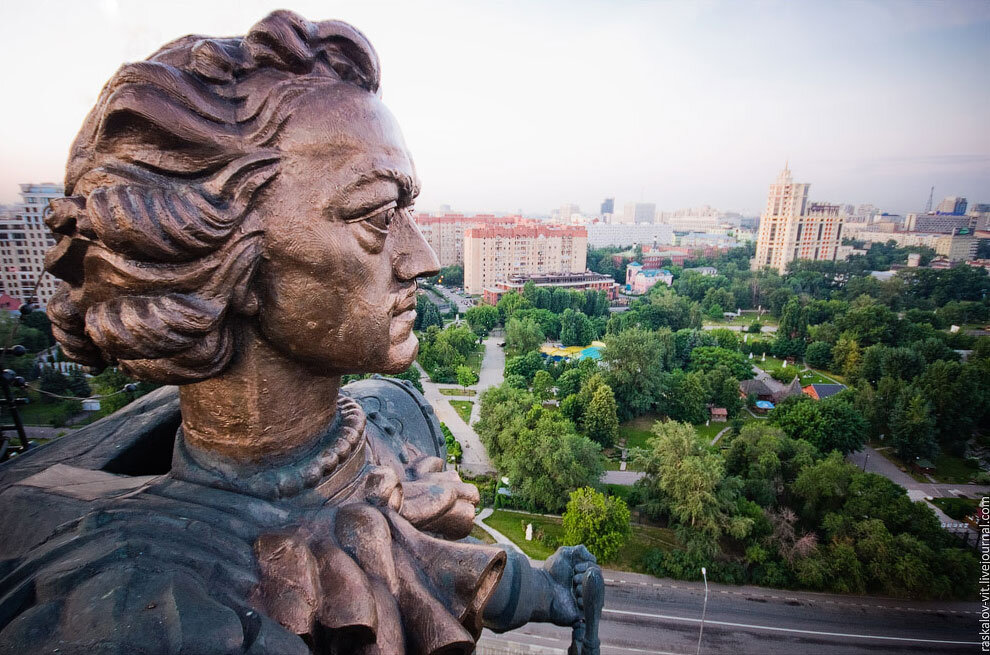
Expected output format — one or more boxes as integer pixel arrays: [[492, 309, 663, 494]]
[[465, 224, 587, 294], [0, 293, 21, 311]]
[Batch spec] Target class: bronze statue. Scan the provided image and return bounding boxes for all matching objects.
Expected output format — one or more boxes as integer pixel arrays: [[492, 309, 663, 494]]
[[0, 10, 602, 655]]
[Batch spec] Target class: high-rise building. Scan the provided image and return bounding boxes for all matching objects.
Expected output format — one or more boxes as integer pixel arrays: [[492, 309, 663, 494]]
[[415, 213, 522, 267], [0, 183, 62, 307], [586, 223, 674, 248], [622, 202, 656, 225], [935, 228, 977, 262], [751, 165, 844, 273], [936, 196, 967, 216], [904, 213, 974, 233], [558, 203, 581, 224], [600, 197, 614, 217], [464, 224, 587, 295]]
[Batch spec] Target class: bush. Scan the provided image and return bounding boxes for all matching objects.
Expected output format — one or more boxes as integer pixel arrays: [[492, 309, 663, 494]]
[[747, 321, 763, 333], [770, 365, 801, 383]]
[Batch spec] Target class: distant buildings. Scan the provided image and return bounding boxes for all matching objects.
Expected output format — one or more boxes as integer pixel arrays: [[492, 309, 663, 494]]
[[586, 223, 674, 248], [600, 197, 614, 217], [752, 165, 844, 273], [482, 271, 617, 305], [625, 262, 672, 295], [904, 213, 974, 233], [415, 213, 521, 267], [464, 224, 587, 294], [0, 183, 62, 307], [621, 202, 656, 225], [935, 228, 978, 262], [936, 196, 967, 216]]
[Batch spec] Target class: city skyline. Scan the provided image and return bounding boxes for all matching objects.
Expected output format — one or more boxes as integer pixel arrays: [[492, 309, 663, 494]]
[[0, 0, 987, 215]]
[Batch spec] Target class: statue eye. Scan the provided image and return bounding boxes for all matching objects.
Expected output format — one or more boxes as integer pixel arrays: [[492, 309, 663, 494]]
[[365, 206, 396, 232]]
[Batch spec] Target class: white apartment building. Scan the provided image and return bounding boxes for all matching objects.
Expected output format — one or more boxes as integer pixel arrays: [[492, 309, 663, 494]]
[[586, 223, 674, 248], [751, 166, 844, 273], [464, 224, 587, 295], [0, 183, 62, 307]]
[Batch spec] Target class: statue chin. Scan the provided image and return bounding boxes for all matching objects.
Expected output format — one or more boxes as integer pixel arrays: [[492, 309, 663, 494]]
[[381, 332, 420, 374]]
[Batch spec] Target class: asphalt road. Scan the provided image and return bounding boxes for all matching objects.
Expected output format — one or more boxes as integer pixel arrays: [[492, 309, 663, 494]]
[[481, 570, 979, 655]]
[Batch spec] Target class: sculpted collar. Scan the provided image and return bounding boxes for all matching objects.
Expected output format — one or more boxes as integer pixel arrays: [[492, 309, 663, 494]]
[[170, 395, 369, 501]]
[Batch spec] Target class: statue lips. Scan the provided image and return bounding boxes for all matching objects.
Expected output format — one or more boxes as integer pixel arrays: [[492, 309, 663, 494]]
[[389, 288, 418, 343]]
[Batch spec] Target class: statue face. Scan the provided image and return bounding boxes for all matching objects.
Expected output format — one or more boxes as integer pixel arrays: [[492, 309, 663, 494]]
[[256, 85, 440, 375]]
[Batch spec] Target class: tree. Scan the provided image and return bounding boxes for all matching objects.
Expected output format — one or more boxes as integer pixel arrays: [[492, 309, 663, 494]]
[[496, 291, 530, 323], [560, 309, 595, 347], [38, 368, 71, 403], [464, 305, 498, 337], [67, 368, 92, 398], [583, 383, 619, 447], [656, 370, 709, 424], [635, 421, 749, 538], [688, 346, 753, 380], [505, 317, 544, 357], [769, 395, 867, 455], [531, 370, 554, 402], [555, 368, 585, 398], [889, 390, 937, 462], [831, 333, 861, 378], [456, 365, 478, 393], [504, 351, 544, 383], [602, 327, 672, 419], [562, 487, 631, 563], [804, 341, 833, 370], [486, 405, 603, 513]]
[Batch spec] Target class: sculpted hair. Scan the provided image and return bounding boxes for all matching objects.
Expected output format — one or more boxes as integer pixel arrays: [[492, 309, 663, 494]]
[[45, 10, 380, 383]]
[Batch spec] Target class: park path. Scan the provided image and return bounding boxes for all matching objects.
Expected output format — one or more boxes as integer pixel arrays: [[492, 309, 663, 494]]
[[469, 334, 504, 425], [416, 361, 493, 475], [473, 507, 524, 554]]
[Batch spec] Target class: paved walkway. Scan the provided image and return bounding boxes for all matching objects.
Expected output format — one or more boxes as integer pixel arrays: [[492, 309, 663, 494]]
[[469, 335, 505, 425], [416, 362, 493, 475], [474, 508, 524, 554], [847, 445, 990, 498]]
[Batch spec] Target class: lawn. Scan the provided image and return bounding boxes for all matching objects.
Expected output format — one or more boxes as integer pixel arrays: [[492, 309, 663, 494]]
[[466, 349, 484, 376], [931, 453, 982, 484], [752, 355, 788, 372], [449, 400, 474, 424], [469, 524, 496, 545], [438, 388, 476, 397], [603, 458, 644, 472], [797, 370, 835, 385], [693, 421, 728, 444], [931, 497, 980, 521], [484, 509, 679, 572], [618, 415, 660, 450], [703, 314, 777, 327]]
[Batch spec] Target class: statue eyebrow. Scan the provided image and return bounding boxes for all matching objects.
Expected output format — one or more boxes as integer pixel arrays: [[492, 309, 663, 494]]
[[347, 169, 420, 201]]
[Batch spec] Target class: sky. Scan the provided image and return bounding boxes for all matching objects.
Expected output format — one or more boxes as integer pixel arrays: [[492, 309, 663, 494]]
[[0, 0, 987, 216]]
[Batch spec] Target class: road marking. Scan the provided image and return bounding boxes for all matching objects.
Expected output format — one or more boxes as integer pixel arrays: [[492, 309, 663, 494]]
[[602, 608, 979, 646], [503, 633, 684, 655]]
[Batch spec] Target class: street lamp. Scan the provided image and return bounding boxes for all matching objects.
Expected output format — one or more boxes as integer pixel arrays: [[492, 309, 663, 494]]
[[696, 567, 709, 655]]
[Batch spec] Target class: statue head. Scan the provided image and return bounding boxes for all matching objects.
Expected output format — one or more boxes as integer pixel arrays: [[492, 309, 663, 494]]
[[45, 10, 440, 385]]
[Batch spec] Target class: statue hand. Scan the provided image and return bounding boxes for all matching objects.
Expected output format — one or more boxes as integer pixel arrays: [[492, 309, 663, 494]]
[[542, 545, 598, 627]]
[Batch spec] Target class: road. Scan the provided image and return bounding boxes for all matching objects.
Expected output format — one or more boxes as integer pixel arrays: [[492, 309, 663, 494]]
[[432, 284, 475, 313], [482, 569, 979, 654]]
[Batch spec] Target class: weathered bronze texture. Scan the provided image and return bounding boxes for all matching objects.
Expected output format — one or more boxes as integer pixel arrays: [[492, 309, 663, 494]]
[[0, 10, 605, 654]]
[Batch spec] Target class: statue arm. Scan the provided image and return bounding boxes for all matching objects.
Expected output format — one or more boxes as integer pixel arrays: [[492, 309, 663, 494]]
[[482, 545, 596, 632]]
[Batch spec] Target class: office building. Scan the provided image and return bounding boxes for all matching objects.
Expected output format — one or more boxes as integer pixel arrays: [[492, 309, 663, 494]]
[[936, 196, 967, 216], [600, 197, 614, 217], [935, 228, 978, 262], [904, 213, 974, 233], [464, 224, 586, 294], [0, 183, 62, 307], [751, 165, 844, 273], [621, 202, 656, 225]]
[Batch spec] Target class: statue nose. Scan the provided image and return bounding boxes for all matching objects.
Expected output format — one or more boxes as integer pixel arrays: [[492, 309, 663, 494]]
[[392, 210, 440, 281]]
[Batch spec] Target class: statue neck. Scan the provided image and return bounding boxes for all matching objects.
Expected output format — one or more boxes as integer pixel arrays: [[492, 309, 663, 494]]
[[178, 323, 340, 464]]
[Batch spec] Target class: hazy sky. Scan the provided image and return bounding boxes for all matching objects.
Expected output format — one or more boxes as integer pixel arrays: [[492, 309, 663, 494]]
[[1, 0, 987, 215]]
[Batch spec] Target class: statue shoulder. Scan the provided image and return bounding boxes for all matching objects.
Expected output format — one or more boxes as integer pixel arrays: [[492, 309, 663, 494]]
[[342, 376, 446, 462]]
